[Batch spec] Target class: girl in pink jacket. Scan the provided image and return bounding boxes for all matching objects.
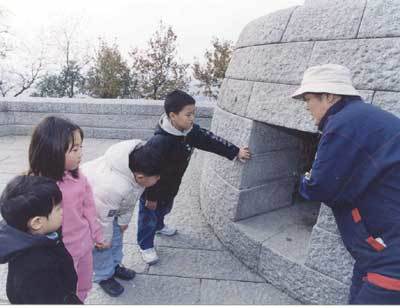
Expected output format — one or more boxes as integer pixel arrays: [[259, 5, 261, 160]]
[[28, 116, 107, 302]]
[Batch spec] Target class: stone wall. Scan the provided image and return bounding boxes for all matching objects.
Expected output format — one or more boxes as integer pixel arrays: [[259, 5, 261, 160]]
[[0, 97, 214, 139], [199, 0, 400, 304]]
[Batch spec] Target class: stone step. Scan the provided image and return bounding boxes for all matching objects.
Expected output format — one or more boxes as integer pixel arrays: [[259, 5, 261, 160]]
[[234, 200, 320, 264]]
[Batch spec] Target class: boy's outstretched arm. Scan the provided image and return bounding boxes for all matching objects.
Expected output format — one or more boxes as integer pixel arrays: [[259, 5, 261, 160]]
[[190, 126, 251, 161]]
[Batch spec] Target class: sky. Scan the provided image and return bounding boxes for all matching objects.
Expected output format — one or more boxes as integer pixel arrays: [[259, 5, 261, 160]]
[[0, 0, 304, 64]]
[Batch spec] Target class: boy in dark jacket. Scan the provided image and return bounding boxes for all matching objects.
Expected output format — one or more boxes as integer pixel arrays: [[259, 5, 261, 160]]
[[137, 90, 251, 264], [0, 175, 82, 304]]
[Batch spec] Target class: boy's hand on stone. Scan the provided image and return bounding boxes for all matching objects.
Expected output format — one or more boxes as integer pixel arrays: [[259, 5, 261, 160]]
[[237, 147, 251, 162], [119, 224, 129, 233], [145, 200, 157, 210]]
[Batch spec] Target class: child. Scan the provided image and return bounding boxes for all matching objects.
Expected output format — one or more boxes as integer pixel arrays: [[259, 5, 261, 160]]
[[81, 140, 161, 297], [138, 89, 251, 264], [0, 175, 82, 304], [28, 116, 107, 302]]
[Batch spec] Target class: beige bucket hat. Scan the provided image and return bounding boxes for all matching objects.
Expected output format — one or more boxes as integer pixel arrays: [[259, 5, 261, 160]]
[[291, 64, 360, 100]]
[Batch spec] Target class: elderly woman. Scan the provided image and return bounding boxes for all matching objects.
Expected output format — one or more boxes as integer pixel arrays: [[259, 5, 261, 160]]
[[293, 64, 400, 304]]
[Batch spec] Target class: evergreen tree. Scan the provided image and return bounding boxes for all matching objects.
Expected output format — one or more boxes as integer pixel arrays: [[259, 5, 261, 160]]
[[130, 21, 190, 100], [192, 38, 233, 99], [86, 40, 130, 98]]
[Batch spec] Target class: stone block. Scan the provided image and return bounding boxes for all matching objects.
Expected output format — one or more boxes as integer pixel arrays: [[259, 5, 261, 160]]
[[200, 165, 240, 221], [200, 279, 299, 304], [195, 102, 215, 117], [14, 112, 159, 130], [91, 127, 154, 140], [372, 91, 400, 118], [249, 121, 304, 152], [217, 78, 254, 116], [247, 82, 317, 132], [305, 226, 354, 285], [7, 99, 66, 113], [194, 117, 211, 130], [282, 0, 366, 42], [235, 202, 320, 242], [210, 107, 254, 148], [310, 38, 400, 92], [98, 102, 123, 114], [121, 101, 164, 115], [236, 7, 296, 48], [13, 125, 34, 136], [148, 246, 263, 282], [235, 176, 297, 220], [315, 204, 340, 234], [203, 161, 297, 221], [241, 149, 300, 188], [200, 176, 261, 270], [263, 223, 313, 264], [226, 42, 314, 84], [211, 106, 302, 153], [359, 0, 400, 38], [258, 246, 349, 304], [0, 101, 8, 112], [0, 264, 7, 301], [0, 112, 13, 125], [0, 125, 15, 137]]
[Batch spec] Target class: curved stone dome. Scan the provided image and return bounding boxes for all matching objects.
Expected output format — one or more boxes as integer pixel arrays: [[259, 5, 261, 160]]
[[199, 0, 400, 304]]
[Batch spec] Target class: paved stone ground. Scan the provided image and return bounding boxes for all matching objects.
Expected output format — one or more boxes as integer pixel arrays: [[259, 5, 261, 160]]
[[0, 136, 299, 304]]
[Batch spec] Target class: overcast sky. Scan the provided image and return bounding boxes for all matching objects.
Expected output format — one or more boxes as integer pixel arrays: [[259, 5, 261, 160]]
[[0, 0, 304, 63]]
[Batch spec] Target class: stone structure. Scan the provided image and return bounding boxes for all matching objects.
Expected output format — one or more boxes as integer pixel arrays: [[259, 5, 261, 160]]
[[198, 0, 400, 304], [0, 97, 214, 139]]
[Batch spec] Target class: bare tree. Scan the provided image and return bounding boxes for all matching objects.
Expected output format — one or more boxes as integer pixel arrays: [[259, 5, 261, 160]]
[[32, 17, 90, 98], [0, 48, 44, 97]]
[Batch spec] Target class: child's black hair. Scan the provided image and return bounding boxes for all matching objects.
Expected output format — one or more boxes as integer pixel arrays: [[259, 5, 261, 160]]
[[28, 116, 83, 181], [0, 175, 62, 232], [129, 143, 161, 176], [164, 90, 196, 117]]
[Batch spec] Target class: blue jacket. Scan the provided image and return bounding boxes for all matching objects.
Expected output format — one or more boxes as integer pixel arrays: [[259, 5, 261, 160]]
[[0, 221, 81, 304], [300, 97, 400, 280]]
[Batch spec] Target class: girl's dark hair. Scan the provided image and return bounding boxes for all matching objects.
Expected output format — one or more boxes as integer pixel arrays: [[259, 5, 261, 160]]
[[0, 175, 62, 232], [129, 143, 161, 176], [28, 116, 83, 181], [164, 89, 196, 117]]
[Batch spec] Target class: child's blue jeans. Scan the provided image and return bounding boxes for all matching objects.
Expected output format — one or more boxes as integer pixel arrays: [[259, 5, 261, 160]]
[[137, 194, 174, 250], [92, 217, 123, 282]]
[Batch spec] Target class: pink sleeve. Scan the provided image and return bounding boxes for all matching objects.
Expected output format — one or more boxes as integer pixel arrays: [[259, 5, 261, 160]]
[[81, 173, 104, 243]]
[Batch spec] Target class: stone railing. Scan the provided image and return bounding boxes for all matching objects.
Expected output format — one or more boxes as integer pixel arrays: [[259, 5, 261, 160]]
[[0, 97, 215, 139]]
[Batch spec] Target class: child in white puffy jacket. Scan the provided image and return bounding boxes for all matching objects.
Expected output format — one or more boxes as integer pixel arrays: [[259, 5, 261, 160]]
[[81, 140, 160, 297]]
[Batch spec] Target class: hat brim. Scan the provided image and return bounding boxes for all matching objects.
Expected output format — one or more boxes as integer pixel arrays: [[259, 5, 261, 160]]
[[291, 82, 361, 100]]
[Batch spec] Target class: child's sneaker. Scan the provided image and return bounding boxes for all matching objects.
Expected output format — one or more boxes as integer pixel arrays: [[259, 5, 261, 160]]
[[140, 247, 159, 265], [156, 225, 177, 236]]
